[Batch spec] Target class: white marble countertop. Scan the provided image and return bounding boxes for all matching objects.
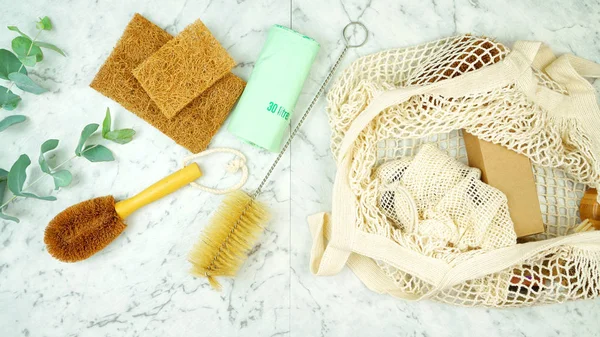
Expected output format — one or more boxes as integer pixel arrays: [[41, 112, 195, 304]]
[[1, 0, 599, 336]]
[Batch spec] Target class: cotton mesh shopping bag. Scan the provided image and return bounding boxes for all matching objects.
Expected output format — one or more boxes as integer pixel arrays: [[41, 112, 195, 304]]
[[309, 35, 600, 307]]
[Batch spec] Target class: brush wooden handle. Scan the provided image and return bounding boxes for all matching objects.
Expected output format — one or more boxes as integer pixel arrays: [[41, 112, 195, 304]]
[[115, 163, 202, 219]]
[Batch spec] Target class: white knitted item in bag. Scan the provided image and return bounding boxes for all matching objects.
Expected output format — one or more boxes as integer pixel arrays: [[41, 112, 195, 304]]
[[377, 144, 516, 256]]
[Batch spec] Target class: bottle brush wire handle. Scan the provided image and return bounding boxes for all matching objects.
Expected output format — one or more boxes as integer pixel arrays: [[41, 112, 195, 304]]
[[253, 22, 369, 197], [188, 22, 369, 290]]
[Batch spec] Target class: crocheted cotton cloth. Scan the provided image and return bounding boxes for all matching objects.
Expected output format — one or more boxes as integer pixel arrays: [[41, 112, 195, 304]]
[[377, 144, 516, 258]]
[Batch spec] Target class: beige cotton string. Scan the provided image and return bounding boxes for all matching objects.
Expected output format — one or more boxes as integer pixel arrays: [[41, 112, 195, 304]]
[[182, 148, 248, 194], [309, 36, 600, 307]]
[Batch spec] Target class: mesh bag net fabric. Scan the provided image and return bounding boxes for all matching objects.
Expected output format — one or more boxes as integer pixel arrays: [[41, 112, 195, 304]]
[[376, 143, 516, 256], [310, 35, 600, 307]]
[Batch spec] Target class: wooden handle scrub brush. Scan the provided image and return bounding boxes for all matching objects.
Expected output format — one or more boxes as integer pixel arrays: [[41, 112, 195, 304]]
[[45, 164, 202, 262], [189, 22, 369, 289]]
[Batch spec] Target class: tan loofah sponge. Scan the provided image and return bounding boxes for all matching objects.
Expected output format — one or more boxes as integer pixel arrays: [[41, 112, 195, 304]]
[[132, 19, 236, 119], [90, 14, 245, 153], [90, 14, 171, 115]]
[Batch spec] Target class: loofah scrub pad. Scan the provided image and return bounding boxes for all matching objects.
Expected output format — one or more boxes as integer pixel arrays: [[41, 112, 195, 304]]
[[133, 19, 236, 119], [90, 14, 171, 115], [90, 14, 245, 153]]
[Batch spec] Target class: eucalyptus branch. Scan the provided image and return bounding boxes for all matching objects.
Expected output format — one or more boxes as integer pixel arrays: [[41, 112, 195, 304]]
[[0, 109, 135, 223], [1, 16, 66, 131], [4, 29, 42, 95], [0, 153, 74, 210]]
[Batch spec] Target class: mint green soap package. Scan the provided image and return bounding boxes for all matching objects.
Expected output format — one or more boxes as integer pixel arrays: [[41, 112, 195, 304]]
[[228, 25, 320, 152]]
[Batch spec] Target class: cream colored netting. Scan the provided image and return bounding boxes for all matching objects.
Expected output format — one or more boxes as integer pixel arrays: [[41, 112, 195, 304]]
[[323, 35, 600, 307], [376, 144, 516, 254], [370, 132, 590, 306], [374, 131, 587, 242]]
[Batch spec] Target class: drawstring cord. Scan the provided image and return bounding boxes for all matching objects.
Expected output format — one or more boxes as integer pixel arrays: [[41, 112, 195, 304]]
[[182, 148, 249, 194]]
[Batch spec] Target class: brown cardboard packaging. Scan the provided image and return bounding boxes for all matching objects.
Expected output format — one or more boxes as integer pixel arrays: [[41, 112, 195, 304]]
[[463, 132, 545, 237], [580, 188, 600, 229]]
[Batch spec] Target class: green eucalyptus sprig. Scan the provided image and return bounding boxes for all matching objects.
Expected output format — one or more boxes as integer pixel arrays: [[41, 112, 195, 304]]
[[0, 108, 135, 223], [0, 16, 65, 131]]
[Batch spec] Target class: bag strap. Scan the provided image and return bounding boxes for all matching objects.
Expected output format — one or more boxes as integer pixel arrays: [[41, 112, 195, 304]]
[[542, 50, 600, 199], [337, 58, 522, 159], [546, 54, 600, 93], [309, 211, 445, 300], [310, 211, 600, 299], [308, 212, 351, 276], [436, 231, 600, 290], [352, 226, 600, 299]]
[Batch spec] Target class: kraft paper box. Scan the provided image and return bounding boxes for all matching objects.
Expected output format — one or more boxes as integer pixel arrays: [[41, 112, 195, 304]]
[[463, 131, 545, 237]]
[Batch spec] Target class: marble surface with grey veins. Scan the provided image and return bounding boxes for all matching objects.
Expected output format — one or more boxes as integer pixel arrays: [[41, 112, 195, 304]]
[[1, 0, 599, 336]]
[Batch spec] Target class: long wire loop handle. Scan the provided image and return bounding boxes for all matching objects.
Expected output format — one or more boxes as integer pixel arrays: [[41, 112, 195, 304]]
[[253, 22, 369, 198], [343, 22, 369, 48]]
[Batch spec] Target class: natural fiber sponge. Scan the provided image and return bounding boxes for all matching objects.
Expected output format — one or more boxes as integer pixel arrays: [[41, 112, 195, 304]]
[[132, 19, 236, 119], [90, 14, 245, 153], [90, 14, 171, 115], [156, 73, 245, 152]]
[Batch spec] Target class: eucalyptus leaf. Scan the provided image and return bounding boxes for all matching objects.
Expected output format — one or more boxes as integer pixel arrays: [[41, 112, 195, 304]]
[[0, 210, 19, 223], [0, 49, 27, 80], [7, 154, 30, 195], [20, 192, 56, 201], [39, 139, 59, 174], [7, 154, 55, 200], [39, 158, 50, 174], [0, 175, 13, 222], [0, 86, 21, 111], [101, 108, 136, 144], [75, 123, 99, 156], [82, 145, 114, 162], [102, 107, 111, 137], [8, 72, 47, 94], [0, 170, 6, 204], [104, 129, 136, 144], [12, 36, 43, 62], [7, 26, 31, 39], [36, 16, 52, 31], [19, 55, 37, 67], [0, 175, 12, 223], [0, 115, 26, 132], [33, 41, 65, 57], [51, 170, 72, 189], [41, 138, 59, 153]]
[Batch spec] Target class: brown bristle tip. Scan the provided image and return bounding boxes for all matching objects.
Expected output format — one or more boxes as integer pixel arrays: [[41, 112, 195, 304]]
[[188, 190, 270, 289], [44, 196, 126, 263]]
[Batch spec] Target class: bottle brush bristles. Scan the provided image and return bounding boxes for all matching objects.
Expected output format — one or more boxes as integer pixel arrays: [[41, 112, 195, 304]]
[[189, 190, 270, 290]]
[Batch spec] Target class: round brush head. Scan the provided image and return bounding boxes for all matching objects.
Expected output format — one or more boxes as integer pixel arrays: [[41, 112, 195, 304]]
[[44, 196, 127, 262]]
